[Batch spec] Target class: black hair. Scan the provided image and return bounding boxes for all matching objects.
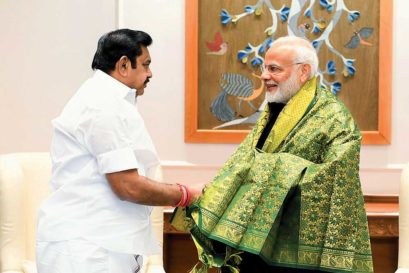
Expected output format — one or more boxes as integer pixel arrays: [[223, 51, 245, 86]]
[[91, 29, 152, 73]]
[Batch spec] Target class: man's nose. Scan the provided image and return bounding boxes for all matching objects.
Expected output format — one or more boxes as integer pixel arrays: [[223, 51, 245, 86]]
[[261, 69, 269, 80]]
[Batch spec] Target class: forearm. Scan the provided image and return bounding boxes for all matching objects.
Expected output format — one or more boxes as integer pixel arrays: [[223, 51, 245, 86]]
[[124, 175, 181, 206], [107, 169, 188, 206]]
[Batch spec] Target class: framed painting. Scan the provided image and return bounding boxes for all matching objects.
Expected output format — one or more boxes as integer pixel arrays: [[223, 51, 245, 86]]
[[185, 0, 392, 144]]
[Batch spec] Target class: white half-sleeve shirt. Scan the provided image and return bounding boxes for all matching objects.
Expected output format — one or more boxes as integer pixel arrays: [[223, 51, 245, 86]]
[[37, 70, 160, 255]]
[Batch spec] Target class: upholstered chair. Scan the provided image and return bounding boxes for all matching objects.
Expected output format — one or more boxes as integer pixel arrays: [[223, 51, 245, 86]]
[[0, 153, 164, 273]]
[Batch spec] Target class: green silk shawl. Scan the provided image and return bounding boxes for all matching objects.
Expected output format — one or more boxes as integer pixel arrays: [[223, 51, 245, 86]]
[[171, 78, 373, 273]]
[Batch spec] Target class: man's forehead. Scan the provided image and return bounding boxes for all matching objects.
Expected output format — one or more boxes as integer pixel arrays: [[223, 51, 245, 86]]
[[265, 46, 294, 63]]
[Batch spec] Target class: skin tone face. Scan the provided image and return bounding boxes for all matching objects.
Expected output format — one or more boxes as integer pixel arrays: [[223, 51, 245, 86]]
[[262, 46, 299, 93], [110, 45, 152, 96], [128, 46, 152, 96], [261, 41, 312, 103]]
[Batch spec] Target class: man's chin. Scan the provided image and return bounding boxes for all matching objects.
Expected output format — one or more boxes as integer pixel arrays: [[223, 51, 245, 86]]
[[137, 89, 145, 96], [266, 87, 278, 93], [265, 89, 283, 103]]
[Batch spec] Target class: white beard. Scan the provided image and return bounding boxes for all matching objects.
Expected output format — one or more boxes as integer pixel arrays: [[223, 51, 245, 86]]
[[265, 72, 301, 103]]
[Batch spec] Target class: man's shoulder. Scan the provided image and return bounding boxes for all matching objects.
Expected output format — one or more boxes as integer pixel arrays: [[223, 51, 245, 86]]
[[56, 80, 125, 130], [311, 88, 361, 137], [315, 88, 354, 119]]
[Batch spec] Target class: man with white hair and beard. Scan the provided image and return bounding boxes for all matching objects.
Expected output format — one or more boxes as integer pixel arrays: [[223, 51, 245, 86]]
[[255, 36, 319, 151], [172, 36, 373, 273]]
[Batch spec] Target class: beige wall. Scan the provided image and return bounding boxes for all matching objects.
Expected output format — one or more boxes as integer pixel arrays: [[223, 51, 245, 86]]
[[1, 0, 408, 194], [0, 0, 116, 153]]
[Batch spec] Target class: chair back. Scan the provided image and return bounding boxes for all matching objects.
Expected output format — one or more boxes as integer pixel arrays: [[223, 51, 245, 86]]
[[0, 153, 51, 271]]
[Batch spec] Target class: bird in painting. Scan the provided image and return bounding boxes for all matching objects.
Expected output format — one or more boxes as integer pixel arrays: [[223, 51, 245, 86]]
[[206, 31, 228, 55], [344, 27, 374, 49], [210, 73, 264, 122]]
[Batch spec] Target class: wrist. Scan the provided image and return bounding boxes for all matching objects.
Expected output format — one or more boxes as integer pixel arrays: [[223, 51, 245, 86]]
[[174, 183, 191, 207]]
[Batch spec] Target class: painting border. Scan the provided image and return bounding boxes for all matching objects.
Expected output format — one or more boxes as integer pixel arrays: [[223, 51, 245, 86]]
[[185, 0, 392, 144]]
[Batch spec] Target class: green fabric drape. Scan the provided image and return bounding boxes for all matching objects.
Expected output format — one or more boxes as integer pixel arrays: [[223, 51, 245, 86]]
[[172, 78, 373, 273]]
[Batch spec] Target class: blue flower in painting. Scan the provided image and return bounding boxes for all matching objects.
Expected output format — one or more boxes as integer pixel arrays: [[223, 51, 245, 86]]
[[348, 11, 360, 22], [304, 9, 311, 18], [331, 82, 342, 95], [245, 44, 253, 52], [237, 50, 249, 63], [319, 0, 333, 12], [346, 59, 354, 67], [244, 5, 254, 13], [265, 37, 273, 49], [312, 40, 320, 48], [320, 0, 329, 8], [327, 60, 336, 75], [346, 65, 356, 75], [251, 56, 263, 66], [312, 21, 327, 34], [280, 6, 290, 22], [257, 38, 272, 55], [343, 59, 356, 77], [312, 24, 321, 34], [220, 9, 232, 25]]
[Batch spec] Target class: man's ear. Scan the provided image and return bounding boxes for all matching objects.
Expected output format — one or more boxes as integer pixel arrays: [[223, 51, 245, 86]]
[[115, 56, 129, 77], [300, 63, 311, 83]]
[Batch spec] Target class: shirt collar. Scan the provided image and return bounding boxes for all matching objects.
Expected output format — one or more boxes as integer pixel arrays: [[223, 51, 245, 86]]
[[93, 69, 137, 105]]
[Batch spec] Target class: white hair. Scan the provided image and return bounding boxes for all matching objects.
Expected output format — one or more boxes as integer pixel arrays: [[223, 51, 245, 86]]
[[272, 36, 319, 79]]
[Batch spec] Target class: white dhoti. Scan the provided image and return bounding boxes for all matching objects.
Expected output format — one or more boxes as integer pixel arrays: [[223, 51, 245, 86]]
[[36, 238, 142, 273]]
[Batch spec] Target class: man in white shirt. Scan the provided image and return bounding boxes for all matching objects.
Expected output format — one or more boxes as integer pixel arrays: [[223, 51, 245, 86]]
[[36, 29, 201, 273]]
